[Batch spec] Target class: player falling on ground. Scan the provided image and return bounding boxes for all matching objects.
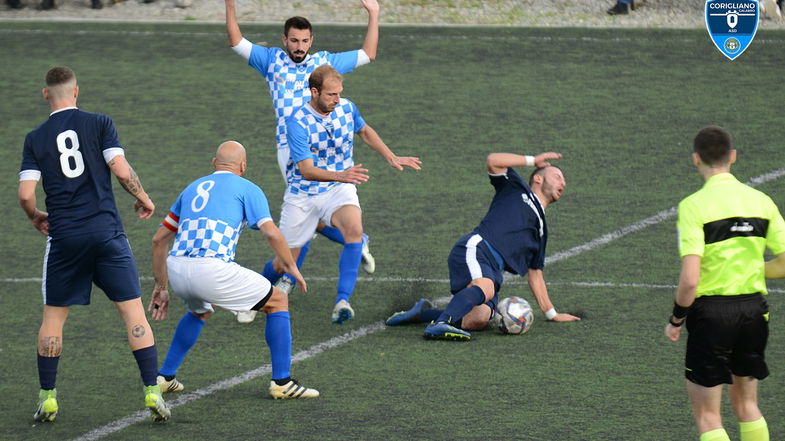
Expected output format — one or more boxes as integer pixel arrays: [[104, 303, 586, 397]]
[[149, 141, 318, 399], [386, 152, 580, 340], [264, 65, 421, 324], [225, 0, 379, 324], [19, 66, 170, 422], [665, 126, 785, 441]]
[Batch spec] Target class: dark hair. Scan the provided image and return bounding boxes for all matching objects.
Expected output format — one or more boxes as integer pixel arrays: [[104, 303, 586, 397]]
[[529, 165, 562, 186], [45, 66, 76, 87], [309, 65, 342, 92], [284, 16, 312, 36], [693, 126, 733, 166]]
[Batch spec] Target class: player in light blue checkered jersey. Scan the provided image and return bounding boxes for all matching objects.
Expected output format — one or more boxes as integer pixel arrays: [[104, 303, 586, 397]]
[[149, 141, 319, 399], [225, 0, 380, 323], [264, 64, 421, 324]]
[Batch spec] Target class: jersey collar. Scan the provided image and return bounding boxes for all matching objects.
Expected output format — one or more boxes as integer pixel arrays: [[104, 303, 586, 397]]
[[50, 106, 78, 116], [703, 172, 737, 188]]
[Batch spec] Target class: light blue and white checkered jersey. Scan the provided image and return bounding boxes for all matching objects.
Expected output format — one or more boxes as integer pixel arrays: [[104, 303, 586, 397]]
[[247, 46, 361, 150], [285, 99, 366, 196], [167, 171, 272, 263]]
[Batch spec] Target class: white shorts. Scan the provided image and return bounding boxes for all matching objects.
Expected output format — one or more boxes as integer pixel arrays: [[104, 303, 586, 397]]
[[279, 183, 361, 248], [166, 255, 272, 314], [277, 147, 289, 184]]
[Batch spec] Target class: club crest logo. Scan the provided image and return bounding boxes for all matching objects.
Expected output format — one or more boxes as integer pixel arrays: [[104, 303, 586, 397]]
[[705, 1, 759, 60]]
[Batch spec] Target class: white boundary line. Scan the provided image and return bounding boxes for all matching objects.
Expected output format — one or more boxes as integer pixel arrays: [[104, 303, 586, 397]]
[[54, 165, 782, 439]]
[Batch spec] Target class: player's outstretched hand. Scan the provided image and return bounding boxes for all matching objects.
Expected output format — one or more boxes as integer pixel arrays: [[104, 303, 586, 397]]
[[664, 322, 682, 342], [135, 197, 155, 219], [148, 285, 170, 321], [361, 0, 380, 14], [337, 164, 369, 184], [287, 266, 308, 293], [31, 209, 49, 236], [550, 312, 580, 322], [387, 155, 422, 171], [534, 152, 562, 168]]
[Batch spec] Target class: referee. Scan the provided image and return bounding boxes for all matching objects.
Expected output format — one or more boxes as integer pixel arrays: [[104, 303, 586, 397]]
[[665, 126, 785, 441]]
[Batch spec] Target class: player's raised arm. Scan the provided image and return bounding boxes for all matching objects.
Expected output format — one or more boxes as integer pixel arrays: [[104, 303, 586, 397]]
[[356, 124, 421, 171], [486, 152, 562, 175], [360, 0, 380, 61], [527, 268, 580, 322], [261, 221, 307, 293], [107, 155, 155, 219], [225, 0, 244, 47]]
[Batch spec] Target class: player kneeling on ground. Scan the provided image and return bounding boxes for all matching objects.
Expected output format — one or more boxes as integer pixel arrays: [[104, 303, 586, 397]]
[[386, 152, 580, 340], [149, 141, 318, 399]]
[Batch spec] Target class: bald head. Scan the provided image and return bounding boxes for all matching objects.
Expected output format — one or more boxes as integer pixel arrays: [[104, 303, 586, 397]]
[[212, 141, 247, 175]]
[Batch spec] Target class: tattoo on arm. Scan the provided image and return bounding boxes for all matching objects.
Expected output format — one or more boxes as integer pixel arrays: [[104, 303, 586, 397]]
[[120, 167, 143, 197], [131, 325, 146, 338], [38, 336, 62, 357]]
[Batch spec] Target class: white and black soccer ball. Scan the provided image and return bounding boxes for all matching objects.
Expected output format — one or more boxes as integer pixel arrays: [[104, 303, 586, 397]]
[[495, 296, 534, 335]]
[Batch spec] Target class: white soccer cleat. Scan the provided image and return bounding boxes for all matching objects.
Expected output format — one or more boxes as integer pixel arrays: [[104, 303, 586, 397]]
[[157, 375, 185, 393], [236, 310, 257, 323], [269, 379, 319, 399], [274, 277, 295, 295], [360, 234, 375, 274], [331, 299, 354, 324]]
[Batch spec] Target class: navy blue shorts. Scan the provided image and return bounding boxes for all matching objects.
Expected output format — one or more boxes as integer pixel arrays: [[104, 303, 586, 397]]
[[42, 231, 142, 306], [685, 294, 769, 387], [447, 233, 503, 312]]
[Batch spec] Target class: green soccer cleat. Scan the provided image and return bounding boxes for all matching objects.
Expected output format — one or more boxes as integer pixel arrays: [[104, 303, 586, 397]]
[[157, 375, 185, 393], [144, 385, 171, 422], [269, 379, 320, 399], [33, 388, 58, 423]]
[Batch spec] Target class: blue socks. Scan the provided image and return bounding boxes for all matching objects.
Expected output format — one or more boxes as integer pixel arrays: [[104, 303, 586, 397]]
[[37, 354, 59, 390], [132, 345, 159, 387], [318, 225, 345, 244], [263, 241, 311, 286], [336, 242, 363, 303], [265, 311, 292, 381], [437, 286, 486, 325], [159, 312, 205, 377]]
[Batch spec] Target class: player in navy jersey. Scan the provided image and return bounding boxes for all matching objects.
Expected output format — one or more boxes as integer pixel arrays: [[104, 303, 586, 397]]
[[148, 141, 318, 399], [18, 66, 170, 422], [386, 152, 580, 340], [264, 64, 421, 324], [225, 0, 379, 323]]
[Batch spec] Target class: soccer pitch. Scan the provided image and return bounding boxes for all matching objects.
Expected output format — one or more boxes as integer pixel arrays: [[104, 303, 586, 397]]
[[1, 22, 785, 441]]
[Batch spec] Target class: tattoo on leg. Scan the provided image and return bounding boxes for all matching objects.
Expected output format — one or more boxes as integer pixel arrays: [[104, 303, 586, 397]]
[[131, 325, 146, 338], [39, 336, 62, 357]]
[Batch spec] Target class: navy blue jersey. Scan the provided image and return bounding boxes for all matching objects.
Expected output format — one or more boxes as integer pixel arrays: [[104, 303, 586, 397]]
[[20, 108, 124, 238], [474, 167, 547, 274]]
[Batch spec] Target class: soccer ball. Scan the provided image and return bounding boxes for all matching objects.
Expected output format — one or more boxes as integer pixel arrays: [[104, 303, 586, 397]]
[[495, 296, 534, 335]]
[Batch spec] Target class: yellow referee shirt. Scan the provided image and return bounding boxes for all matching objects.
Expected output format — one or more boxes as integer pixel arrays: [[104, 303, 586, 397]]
[[677, 173, 785, 297]]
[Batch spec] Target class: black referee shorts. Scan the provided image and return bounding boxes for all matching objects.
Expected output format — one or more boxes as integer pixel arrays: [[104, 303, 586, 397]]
[[685, 293, 769, 387]]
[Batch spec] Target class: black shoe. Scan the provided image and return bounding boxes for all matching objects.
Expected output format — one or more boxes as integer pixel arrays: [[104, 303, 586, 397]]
[[607, 1, 630, 15], [36, 0, 54, 10], [7, 0, 24, 9], [91, 0, 102, 8]]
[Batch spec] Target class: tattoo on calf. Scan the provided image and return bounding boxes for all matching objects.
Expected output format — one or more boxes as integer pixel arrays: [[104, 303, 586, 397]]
[[131, 325, 146, 338], [39, 336, 62, 357]]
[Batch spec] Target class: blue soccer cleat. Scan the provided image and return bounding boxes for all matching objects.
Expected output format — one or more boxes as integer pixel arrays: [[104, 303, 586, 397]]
[[423, 322, 471, 341], [386, 298, 432, 326]]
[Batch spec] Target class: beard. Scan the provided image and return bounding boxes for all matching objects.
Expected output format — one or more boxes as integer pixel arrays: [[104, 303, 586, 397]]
[[288, 50, 307, 63]]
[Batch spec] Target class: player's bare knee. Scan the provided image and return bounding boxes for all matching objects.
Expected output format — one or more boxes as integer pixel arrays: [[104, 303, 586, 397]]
[[193, 311, 212, 320], [261, 288, 288, 313], [469, 279, 495, 301]]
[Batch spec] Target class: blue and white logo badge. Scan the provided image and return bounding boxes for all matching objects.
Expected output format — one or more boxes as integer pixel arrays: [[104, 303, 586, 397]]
[[705, 1, 759, 60]]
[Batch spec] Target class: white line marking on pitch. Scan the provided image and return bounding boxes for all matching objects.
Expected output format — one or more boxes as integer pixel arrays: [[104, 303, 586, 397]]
[[61, 165, 785, 440]]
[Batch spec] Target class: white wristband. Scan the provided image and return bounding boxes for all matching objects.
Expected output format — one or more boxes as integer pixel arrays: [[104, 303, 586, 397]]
[[545, 308, 558, 320], [524, 155, 535, 167]]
